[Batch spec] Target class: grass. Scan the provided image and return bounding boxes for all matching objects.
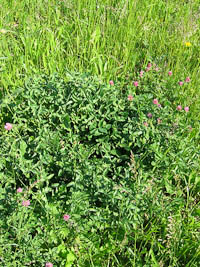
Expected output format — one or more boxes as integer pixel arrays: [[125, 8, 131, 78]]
[[0, 0, 200, 266], [0, 1, 199, 86]]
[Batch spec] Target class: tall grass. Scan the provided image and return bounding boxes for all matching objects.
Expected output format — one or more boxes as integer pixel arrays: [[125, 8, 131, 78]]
[[0, 1, 199, 104]]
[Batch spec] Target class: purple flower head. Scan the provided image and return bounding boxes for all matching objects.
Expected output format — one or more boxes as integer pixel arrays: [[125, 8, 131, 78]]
[[17, 188, 23, 193], [168, 71, 172, 76], [128, 95, 133, 101], [4, 123, 12, 131], [153, 99, 159, 105], [176, 105, 182, 111], [109, 80, 114, 86], [184, 106, 189, 112], [147, 113, 152, 118], [63, 214, 70, 221], [185, 77, 190, 82], [139, 70, 144, 77], [22, 200, 30, 207]]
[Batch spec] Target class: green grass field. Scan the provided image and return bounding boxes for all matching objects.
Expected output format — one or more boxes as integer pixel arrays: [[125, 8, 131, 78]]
[[1, 1, 199, 87], [0, 0, 200, 266]]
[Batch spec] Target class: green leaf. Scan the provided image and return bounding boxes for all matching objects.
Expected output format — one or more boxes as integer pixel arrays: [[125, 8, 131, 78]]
[[165, 180, 174, 195], [99, 127, 107, 134], [90, 26, 101, 44], [20, 140, 27, 156], [65, 251, 76, 267], [63, 114, 71, 129]]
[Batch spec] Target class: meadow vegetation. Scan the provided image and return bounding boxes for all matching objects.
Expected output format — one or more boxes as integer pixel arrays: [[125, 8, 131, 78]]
[[0, 0, 200, 266]]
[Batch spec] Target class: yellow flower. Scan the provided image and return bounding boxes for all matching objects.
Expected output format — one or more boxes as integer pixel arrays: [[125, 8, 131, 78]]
[[185, 42, 192, 47]]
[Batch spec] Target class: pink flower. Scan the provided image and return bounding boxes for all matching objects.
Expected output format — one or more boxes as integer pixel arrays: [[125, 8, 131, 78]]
[[176, 105, 182, 111], [63, 214, 70, 221], [179, 81, 183, 86], [17, 188, 23, 193], [22, 200, 30, 207], [157, 118, 162, 124], [4, 123, 12, 131], [185, 77, 190, 82], [45, 263, 53, 267], [147, 113, 152, 118], [157, 104, 162, 108], [109, 80, 114, 86], [143, 122, 148, 127], [153, 99, 159, 105], [146, 67, 151, 72], [184, 106, 189, 112], [133, 81, 138, 87], [139, 71, 144, 77], [155, 67, 159, 72], [147, 63, 152, 68], [128, 95, 133, 101], [168, 71, 172, 76]]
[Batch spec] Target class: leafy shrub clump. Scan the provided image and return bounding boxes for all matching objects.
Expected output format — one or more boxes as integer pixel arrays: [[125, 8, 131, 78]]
[[0, 70, 199, 266]]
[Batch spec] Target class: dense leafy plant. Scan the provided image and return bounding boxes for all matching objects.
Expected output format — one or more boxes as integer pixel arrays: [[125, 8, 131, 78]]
[[0, 69, 199, 266]]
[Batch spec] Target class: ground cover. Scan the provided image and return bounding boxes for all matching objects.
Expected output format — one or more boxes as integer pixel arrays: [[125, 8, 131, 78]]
[[0, 0, 200, 266]]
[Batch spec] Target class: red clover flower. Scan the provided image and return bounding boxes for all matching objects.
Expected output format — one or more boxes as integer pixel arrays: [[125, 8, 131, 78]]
[[184, 106, 189, 112], [153, 99, 159, 105], [128, 95, 133, 101], [176, 105, 182, 111], [4, 123, 12, 131], [109, 80, 114, 86], [17, 188, 23, 193], [22, 200, 30, 207], [63, 214, 70, 221], [168, 71, 172, 76]]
